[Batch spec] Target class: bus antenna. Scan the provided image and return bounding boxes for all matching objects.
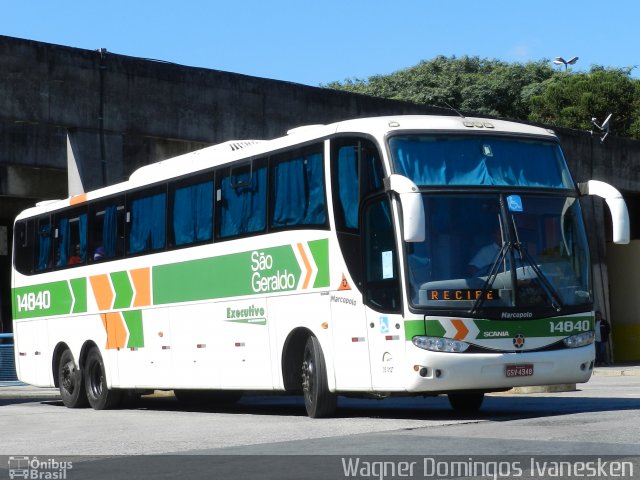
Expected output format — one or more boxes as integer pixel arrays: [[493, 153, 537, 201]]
[[441, 101, 465, 118]]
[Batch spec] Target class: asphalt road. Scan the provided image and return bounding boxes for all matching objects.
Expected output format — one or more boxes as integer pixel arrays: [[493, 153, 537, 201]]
[[1, 368, 639, 479]]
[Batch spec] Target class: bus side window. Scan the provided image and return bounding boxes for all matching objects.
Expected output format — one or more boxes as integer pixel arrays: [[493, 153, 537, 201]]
[[270, 147, 326, 229], [89, 197, 125, 262], [334, 145, 359, 230], [14, 220, 35, 275], [54, 209, 87, 268], [35, 217, 52, 272], [217, 161, 267, 239], [127, 190, 167, 255], [332, 138, 384, 232], [331, 138, 385, 291], [170, 176, 214, 247], [363, 197, 401, 312]]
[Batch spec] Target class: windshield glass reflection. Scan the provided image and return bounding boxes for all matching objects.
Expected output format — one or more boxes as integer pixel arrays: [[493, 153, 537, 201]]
[[407, 194, 591, 314]]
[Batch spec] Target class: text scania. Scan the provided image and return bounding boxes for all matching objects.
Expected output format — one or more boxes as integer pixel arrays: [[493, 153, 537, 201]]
[[251, 251, 295, 293], [484, 331, 509, 338]]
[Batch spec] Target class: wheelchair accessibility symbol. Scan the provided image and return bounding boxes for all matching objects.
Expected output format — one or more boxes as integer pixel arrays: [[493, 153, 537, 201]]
[[507, 195, 523, 212]]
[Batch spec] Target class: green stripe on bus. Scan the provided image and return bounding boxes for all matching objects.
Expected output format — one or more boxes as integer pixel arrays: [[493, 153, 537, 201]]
[[111, 271, 133, 309], [474, 315, 593, 338], [420, 315, 594, 340], [308, 239, 329, 288], [70, 278, 87, 314], [13, 278, 87, 319], [153, 244, 304, 305], [404, 319, 427, 340], [123, 310, 144, 348]]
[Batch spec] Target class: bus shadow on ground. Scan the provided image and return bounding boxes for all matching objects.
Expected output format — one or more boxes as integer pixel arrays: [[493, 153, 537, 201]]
[[40, 391, 640, 421]]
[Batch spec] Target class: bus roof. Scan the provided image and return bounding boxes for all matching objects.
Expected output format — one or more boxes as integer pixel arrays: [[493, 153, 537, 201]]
[[15, 115, 557, 220]]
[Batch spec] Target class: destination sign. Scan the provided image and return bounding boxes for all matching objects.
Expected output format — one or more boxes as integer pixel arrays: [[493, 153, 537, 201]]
[[428, 289, 499, 301]]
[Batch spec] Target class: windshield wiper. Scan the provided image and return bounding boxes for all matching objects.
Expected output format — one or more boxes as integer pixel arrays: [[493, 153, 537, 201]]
[[513, 242, 564, 312], [469, 241, 510, 315], [469, 240, 564, 314]]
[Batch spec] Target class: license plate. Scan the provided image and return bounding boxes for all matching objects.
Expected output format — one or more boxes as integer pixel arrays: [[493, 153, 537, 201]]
[[505, 364, 534, 377]]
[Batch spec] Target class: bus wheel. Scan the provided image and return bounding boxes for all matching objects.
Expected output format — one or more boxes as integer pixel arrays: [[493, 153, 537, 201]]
[[83, 348, 122, 410], [447, 392, 484, 413], [58, 349, 88, 408], [301, 336, 336, 418]]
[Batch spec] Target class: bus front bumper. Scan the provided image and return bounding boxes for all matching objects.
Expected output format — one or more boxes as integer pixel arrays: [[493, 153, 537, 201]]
[[405, 344, 594, 393]]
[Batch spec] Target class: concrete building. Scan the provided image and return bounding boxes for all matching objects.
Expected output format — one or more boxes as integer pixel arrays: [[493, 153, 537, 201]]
[[1, 35, 638, 361]]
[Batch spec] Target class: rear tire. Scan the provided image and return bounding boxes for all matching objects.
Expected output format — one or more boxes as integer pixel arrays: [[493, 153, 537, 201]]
[[83, 347, 122, 410], [58, 349, 88, 408], [301, 336, 336, 418], [448, 392, 484, 413]]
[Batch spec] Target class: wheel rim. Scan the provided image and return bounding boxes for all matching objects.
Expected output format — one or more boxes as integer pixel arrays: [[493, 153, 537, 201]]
[[61, 360, 76, 394], [301, 348, 315, 404], [88, 359, 104, 398]]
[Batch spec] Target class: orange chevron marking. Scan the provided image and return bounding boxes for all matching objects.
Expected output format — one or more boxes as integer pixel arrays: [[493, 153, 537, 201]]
[[104, 312, 128, 349], [130, 267, 151, 307], [69, 193, 87, 206], [451, 319, 469, 341], [90, 274, 114, 311], [296, 243, 312, 289]]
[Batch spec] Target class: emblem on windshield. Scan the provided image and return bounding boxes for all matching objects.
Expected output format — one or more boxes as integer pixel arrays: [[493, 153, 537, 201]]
[[513, 334, 525, 349], [507, 195, 523, 212]]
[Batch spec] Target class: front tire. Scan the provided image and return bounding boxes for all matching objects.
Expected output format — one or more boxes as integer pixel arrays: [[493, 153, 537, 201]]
[[58, 349, 88, 408], [448, 392, 484, 413], [83, 348, 122, 410], [301, 336, 336, 418]]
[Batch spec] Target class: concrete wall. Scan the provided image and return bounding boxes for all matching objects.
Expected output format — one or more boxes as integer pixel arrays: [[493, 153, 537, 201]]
[[0, 35, 446, 194], [607, 241, 640, 361]]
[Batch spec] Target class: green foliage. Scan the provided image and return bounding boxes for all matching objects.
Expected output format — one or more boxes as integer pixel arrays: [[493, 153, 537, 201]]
[[529, 67, 638, 139], [325, 56, 640, 140]]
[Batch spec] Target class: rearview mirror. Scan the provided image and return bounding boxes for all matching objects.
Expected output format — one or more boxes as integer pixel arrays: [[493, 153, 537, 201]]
[[384, 174, 425, 242], [579, 180, 630, 244]]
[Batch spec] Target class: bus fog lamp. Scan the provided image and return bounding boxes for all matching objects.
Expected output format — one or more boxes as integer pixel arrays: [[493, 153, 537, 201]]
[[562, 331, 594, 348], [412, 336, 469, 353]]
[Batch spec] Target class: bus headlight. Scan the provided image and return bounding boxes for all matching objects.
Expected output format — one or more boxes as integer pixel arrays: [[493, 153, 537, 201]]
[[412, 336, 469, 353], [562, 331, 595, 348]]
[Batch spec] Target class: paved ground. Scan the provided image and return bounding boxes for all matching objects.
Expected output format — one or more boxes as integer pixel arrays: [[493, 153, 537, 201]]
[[1, 364, 638, 399], [0, 366, 638, 479]]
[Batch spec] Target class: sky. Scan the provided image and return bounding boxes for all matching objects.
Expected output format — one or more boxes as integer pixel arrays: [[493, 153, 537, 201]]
[[3, 1, 639, 87]]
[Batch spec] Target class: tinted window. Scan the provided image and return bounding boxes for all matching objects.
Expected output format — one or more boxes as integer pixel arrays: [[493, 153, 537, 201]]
[[54, 208, 88, 268], [390, 135, 573, 188], [89, 196, 126, 262], [363, 198, 400, 312], [13, 220, 35, 275], [332, 138, 384, 231], [35, 217, 52, 272], [128, 191, 167, 254], [217, 161, 267, 238], [270, 147, 326, 228], [170, 176, 214, 247]]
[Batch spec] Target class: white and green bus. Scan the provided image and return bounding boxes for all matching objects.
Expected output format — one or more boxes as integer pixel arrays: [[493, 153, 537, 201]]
[[12, 115, 629, 417]]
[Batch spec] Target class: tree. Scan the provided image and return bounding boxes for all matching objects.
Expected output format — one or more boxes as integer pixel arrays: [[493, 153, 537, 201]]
[[326, 57, 640, 140], [528, 67, 639, 139], [324, 56, 556, 119]]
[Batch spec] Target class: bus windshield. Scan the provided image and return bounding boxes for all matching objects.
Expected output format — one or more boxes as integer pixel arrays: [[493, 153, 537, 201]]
[[389, 135, 574, 188], [406, 194, 591, 314]]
